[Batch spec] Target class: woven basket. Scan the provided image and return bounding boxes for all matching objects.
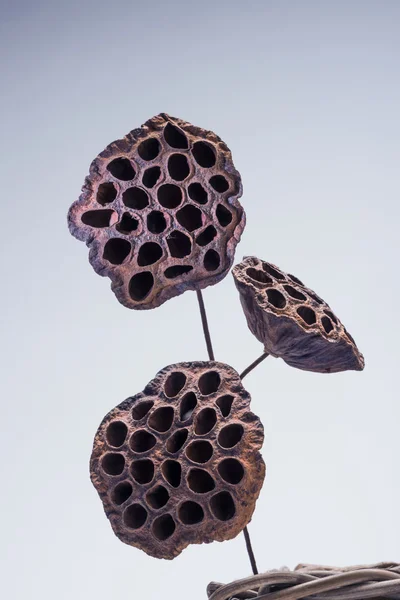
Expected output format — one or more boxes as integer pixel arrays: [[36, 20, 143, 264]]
[[207, 562, 400, 600]]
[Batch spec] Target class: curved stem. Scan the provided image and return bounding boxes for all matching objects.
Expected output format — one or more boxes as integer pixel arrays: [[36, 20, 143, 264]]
[[196, 289, 258, 574], [240, 352, 269, 380]]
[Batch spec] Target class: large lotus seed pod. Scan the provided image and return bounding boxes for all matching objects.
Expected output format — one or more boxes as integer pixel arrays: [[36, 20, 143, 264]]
[[233, 257, 364, 374], [90, 361, 265, 559], [68, 114, 244, 309]]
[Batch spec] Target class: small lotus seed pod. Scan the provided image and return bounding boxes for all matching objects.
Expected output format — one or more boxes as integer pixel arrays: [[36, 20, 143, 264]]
[[90, 361, 265, 559], [233, 257, 364, 373], [68, 114, 244, 309]]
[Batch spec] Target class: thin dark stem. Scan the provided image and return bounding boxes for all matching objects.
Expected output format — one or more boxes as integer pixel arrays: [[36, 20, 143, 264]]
[[243, 525, 258, 575], [240, 352, 269, 380], [196, 290, 215, 361], [195, 289, 258, 574]]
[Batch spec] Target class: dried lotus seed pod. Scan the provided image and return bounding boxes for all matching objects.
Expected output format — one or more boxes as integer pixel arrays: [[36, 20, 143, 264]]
[[233, 257, 364, 373], [90, 361, 265, 559], [68, 114, 244, 309]]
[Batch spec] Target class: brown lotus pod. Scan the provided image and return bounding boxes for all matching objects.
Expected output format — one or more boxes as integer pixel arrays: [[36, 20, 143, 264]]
[[68, 114, 244, 309], [90, 361, 265, 559], [233, 257, 364, 373]]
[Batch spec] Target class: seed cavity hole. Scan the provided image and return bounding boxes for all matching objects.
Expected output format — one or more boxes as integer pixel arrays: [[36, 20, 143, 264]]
[[210, 491, 235, 521], [167, 429, 189, 453], [164, 372, 187, 398], [138, 242, 163, 267], [164, 123, 188, 149], [218, 424, 244, 449], [148, 406, 174, 433], [263, 263, 285, 280], [179, 501, 204, 525], [164, 265, 193, 279], [107, 158, 136, 181], [321, 316, 334, 334], [176, 205, 203, 231], [167, 230, 192, 258], [209, 175, 229, 193], [132, 400, 154, 420], [188, 182, 208, 204], [246, 268, 272, 285], [192, 141, 216, 168], [216, 204, 232, 227], [196, 225, 217, 247], [130, 430, 157, 453], [152, 514, 176, 540], [129, 271, 154, 301], [146, 485, 170, 509], [137, 137, 160, 161], [204, 249, 220, 272], [180, 392, 197, 421], [266, 289, 286, 309], [142, 166, 161, 188], [123, 187, 149, 210], [297, 305, 317, 325], [188, 468, 215, 493], [103, 238, 131, 264], [288, 273, 304, 286], [186, 440, 213, 464], [324, 309, 338, 324], [198, 371, 221, 395], [308, 291, 324, 305], [147, 210, 167, 234], [195, 408, 217, 435], [106, 421, 128, 447], [218, 458, 244, 484], [81, 210, 115, 228], [111, 481, 133, 505], [116, 212, 139, 234], [131, 459, 154, 484], [123, 503, 147, 529], [168, 154, 190, 181], [216, 395, 234, 417], [157, 183, 182, 209], [162, 459, 181, 488], [102, 453, 125, 476], [284, 285, 307, 301], [97, 182, 117, 205]]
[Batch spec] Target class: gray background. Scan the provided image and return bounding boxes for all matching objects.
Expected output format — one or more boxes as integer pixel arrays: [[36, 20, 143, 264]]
[[1, 1, 399, 598]]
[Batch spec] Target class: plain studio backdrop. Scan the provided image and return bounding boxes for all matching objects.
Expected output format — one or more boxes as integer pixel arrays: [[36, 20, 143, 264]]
[[0, 1, 399, 598]]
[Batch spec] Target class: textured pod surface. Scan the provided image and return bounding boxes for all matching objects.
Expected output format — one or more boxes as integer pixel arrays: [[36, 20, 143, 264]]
[[233, 257, 364, 373], [68, 114, 244, 309], [90, 361, 265, 559]]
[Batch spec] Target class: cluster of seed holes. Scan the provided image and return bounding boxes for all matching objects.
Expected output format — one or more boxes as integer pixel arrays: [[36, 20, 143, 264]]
[[97, 182, 117, 206], [167, 231, 192, 258], [266, 288, 286, 309], [103, 238, 131, 264], [123, 187, 149, 210], [297, 306, 317, 326], [186, 440, 213, 463], [168, 154, 190, 181], [82, 209, 115, 228], [138, 137, 160, 161], [196, 225, 217, 247], [218, 424, 244, 449], [138, 242, 163, 266], [162, 460, 181, 488], [129, 271, 154, 301], [107, 158, 136, 181], [157, 183, 182, 209], [188, 182, 208, 204], [130, 430, 157, 453], [117, 213, 139, 234]]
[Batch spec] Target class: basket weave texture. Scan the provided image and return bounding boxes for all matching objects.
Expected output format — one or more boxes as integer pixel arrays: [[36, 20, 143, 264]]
[[207, 562, 400, 600]]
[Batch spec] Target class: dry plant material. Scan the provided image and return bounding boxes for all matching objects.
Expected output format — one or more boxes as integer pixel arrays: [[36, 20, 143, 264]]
[[233, 257, 364, 373], [90, 361, 265, 559], [68, 114, 244, 309]]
